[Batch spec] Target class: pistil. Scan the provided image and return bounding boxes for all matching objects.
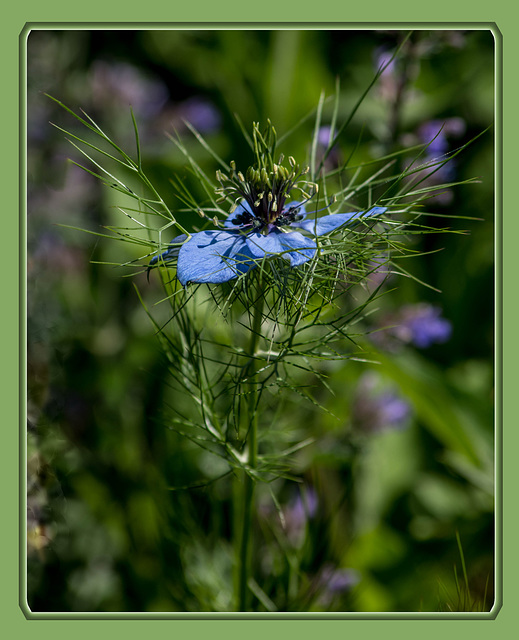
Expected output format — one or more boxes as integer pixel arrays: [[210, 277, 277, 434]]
[[215, 121, 318, 229]]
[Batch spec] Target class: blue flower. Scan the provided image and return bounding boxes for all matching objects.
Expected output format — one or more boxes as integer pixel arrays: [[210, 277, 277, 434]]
[[150, 200, 386, 286], [372, 303, 452, 350], [353, 372, 411, 433], [150, 130, 387, 286], [402, 303, 452, 348]]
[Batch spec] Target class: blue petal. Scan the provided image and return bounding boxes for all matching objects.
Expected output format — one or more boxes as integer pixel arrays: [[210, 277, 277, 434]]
[[149, 234, 188, 265], [224, 200, 254, 228], [282, 200, 307, 216], [293, 206, 387, 236], [245, 229, 317, 266], [177, 230, 256, 285]]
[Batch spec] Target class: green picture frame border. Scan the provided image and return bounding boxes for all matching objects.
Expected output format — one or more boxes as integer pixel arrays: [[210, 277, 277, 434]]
[[7, 6, 510, 637]]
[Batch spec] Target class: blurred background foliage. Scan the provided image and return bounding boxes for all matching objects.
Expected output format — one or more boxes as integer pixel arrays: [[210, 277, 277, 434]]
[[26, 28, 495, 613]]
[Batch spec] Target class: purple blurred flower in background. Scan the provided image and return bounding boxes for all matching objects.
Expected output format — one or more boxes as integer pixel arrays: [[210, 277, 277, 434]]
[[316, 125, 341, 170], [375, 48, 397, 76], [90, 60, 169, 118], [353, 372, 412, 434], [90, 61, 222, 142], [400, 303, 452, 348], [400, 117, 467, 204], [259, 486, 318, 547], [373, 46, 396, 82], [316, 564, 361, 606], [30, 231, 85, 275], [283, 487, 319, 546], [372, 303, 452, 351], [157, 95, 222, 137], [174, 96, 222, 134], [418, 117, 466, 183], [373, 39, 467, 204], [364, 254, 392, 292], [317, 125, 333, 147], [373, 45, 403, 104]]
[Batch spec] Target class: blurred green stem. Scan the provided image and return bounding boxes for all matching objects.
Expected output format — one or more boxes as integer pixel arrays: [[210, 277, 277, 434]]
[[236, 280, 264, 612]]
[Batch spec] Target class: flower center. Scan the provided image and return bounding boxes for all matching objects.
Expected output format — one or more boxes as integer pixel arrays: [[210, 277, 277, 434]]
[[214, 121, 317, 231]]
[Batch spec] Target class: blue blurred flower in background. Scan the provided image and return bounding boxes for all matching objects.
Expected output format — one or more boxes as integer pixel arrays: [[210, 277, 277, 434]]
[[373, 45, 400, 103], [372, 303, 452, 351], [418, 117, 466, 183], [353, 372, 412, 434], [401, 303, 452, 348], [316, 125, 342, 170], [283, 486, 319, 546], [316, 564, 361, 606], [259, 486, 318, 548], [90, 60, 169, 119], [401, 117, 467, 205], [174, 96, 222, 134]]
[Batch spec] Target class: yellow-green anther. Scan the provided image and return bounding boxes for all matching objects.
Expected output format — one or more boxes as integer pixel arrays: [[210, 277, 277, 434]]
[[197, 209, 205, 217], [213, 216, 219, 226], [272, 198, 278, 212], [246, 166, 255, 182], [238, 171, 245, 182], [268, 192, 273, 202], [288, 156, 296, 167], [229, 201, 238, 213], [260, 168, 269, 185], [302, 166, 310, 175], [230, 160, 236, 171], [216, 169, 224, 182]]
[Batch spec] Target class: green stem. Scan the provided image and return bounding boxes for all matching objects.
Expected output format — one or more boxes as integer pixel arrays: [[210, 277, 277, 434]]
[[236, 279, 264, 611]]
